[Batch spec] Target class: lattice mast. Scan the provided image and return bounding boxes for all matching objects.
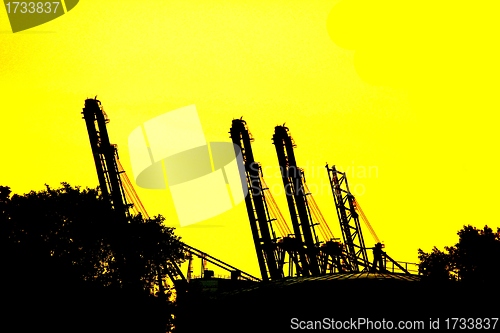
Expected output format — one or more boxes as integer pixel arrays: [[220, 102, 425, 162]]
[[326, 164, 370, 271], [273, 125, 321, 276], [229, 119, 283, 281]]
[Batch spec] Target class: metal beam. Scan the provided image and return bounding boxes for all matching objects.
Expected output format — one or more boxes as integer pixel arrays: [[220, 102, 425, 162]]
[[82, 98, 131, 224], [326, 164, 370, 271], [230, 119, 283, 281], [273, 126, 321, 276]]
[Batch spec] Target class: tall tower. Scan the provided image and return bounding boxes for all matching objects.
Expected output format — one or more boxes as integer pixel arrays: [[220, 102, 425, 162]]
[[230, 119, 283, 281], [273, 125, 321, 276], [326, 164, 369, 271], [82, 97, 131, 224]]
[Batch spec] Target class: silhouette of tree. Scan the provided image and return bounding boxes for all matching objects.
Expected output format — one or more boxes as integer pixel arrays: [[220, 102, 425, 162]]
[[450, 225, 500, 284], [417, 246, 455, 281], [1, 183, 186, 332], [418, 224, 500, 285]]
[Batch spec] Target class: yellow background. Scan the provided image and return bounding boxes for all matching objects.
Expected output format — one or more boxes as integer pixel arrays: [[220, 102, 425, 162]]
[[1, 0, 499, 278]]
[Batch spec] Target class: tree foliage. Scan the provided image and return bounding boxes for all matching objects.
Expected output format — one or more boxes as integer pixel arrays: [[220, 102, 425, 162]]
[[418, 225, 500, 284], [1, 183, 186, 332]]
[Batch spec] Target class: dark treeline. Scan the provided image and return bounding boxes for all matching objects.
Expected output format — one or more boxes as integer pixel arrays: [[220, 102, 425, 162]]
[[418, 224, 500, 284], [0, 183, 185, 333], [3, 181, 499, 331]]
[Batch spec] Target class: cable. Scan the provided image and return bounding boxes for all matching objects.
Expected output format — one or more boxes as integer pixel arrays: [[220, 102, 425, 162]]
[[353, 199, 380, 243]]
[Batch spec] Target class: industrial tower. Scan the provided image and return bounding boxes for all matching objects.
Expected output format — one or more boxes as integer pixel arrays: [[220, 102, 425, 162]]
[[82, 98, 132, 224], [229, 119, 283, 281], [326, 164, 413, 274], [272, 125, 322, 276], [326, 164, 370, 272]]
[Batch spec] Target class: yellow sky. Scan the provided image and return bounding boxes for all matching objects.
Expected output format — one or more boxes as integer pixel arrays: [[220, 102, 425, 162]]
[[1, 0, 499, 278]]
